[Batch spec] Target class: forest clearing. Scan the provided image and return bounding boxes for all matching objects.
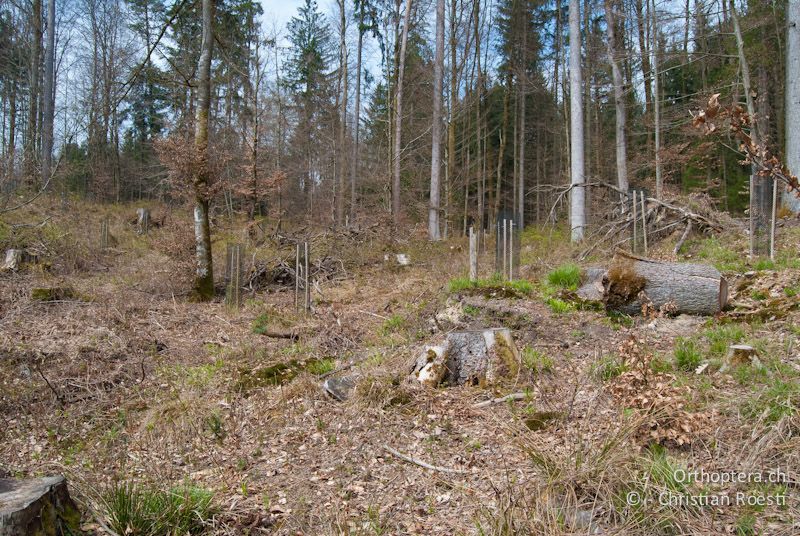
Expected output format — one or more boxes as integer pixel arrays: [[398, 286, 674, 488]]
[[1, 198, 799, 535], [3, 0, 800, 533]]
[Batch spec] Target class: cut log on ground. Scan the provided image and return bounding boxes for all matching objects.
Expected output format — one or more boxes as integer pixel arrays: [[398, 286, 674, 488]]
[[0, 476, 80, 535], [576, 252, 728, 316], [410, 328, 520, 387]]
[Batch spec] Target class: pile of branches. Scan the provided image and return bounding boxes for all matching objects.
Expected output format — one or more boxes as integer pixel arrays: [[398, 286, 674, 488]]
[[576, 183, 731, 260], [247, 255, 346, 291]]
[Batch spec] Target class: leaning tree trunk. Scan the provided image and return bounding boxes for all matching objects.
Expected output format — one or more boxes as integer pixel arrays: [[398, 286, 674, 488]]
[[578, 252, 728, 316], [192, 0, 215, 300], [392, 0, 413, 226]]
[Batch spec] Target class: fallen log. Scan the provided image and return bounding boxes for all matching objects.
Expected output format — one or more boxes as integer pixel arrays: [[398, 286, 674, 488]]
[[576, 252, 728, 316]]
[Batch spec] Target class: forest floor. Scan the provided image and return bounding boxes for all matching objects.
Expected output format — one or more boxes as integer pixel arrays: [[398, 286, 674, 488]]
[[2, 199, 800, 535]]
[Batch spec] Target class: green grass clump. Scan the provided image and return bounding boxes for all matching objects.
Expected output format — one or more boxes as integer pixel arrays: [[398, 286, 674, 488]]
[[521, 347, 553, 374], [742, 379, 800, 423], [306, 358, 335, 375], [674, 338, 702, 371], [704, 324, 746, 357], [546, 263, 582, 291], [693, 236, 746, 273], [380, 314, 405, 335], [251, 313, 270, 335], [103, 482, 215, 536], [592, 355, 628, 381], [545, 297, 573, 314]]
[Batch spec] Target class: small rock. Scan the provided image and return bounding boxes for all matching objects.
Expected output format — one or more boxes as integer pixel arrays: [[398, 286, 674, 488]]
[[322, 376, 357, 401]]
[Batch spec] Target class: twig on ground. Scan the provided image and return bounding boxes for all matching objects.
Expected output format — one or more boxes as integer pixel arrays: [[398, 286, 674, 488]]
[[472, 392, 529, 408], [382, 445, 468, 474]]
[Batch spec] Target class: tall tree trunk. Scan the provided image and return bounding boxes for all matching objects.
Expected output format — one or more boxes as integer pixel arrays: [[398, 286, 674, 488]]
[[336, 0, 348, 227], [25, 0, 42, 186], [447, 0, 457, 234], [731, 1, 768, 256], [392, 0, 412, 226], [41, 0, 55, 187], [517, 19, 527, 229], [651, 0, 662, 198], [428, 0, 444, 240], [785, 0, 800, 212], [192, 0, 214, 300], [604, 0, 628, 192], [569, 0, 585, 241], [350, 7, 364, 222], [634, 0, 652, 117]]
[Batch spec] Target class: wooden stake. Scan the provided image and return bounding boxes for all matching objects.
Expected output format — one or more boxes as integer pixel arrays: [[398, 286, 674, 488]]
[[632, 192, 638, 253], [295, 243, 300, 309], [304, 241, 310, 312], [469, 226, 477, 281], [508, 221, 514, 281], [640, 191, 648, 255], [502, 219, 507, 279]]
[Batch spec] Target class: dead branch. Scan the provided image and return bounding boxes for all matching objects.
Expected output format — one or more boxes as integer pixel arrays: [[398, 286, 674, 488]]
[[382, 445, 468, 474]]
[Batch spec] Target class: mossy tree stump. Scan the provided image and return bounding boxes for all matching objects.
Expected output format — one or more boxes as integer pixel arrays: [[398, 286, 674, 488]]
[[411, 328, 521, 387], [0, 476, 80, 535]]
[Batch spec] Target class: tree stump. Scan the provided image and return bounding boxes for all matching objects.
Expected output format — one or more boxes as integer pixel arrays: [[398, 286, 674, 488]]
[[576, 252, 727, 316], [411, 328, 521, 387], [0, 476, 80, 535], [1, 250, 37, 272]]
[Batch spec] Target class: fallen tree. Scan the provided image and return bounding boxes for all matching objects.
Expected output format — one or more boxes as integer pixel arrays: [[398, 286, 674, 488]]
[[576, 251, 728, 316]]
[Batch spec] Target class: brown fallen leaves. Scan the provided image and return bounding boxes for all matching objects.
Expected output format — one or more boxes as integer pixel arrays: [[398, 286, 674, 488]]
[[609, 337, 712, 447]]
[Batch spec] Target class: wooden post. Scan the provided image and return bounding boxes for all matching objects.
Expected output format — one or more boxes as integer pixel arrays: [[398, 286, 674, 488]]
[[100, 218, 109, 250], [225, 243, 243, 309], [502, 219, 507, 279], [136, 208, 150, 235], [295, 243, 300, 310], [632, 192, 638, 253], [304, 242, 310, 312], [640, 191, 648, 255], [469, 226, 477, 281], [510, 219, 514, 280]]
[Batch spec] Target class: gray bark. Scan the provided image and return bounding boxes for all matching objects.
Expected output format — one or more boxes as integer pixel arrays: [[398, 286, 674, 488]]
[[604, 0, 628, 192], [651, 0, 663, 197], [569, 0, 585, 241], [41, 0, 56, 186], [411, 328, 521, 387], [350, 8, 364, 222], [785, 0, 800, 212], [428, 0, 444, 240], [192, 0, 214, 299], [731, 1, 769, 257], [577, 255, 728, 316], [336, 0, 348, 227], [0, 476, 80, 535], [392, 0, 412, 225]]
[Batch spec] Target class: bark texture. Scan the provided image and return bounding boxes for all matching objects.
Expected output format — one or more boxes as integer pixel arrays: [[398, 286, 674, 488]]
[[0, 476, 80, 535], [411, 328, 520, 387], [786, 0, 800, 212], [577, 254, 728, 316], [569, 0, 585, 241]]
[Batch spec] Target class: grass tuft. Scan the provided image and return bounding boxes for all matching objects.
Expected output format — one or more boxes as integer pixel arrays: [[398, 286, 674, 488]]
[[674, 338, 702, 371], [546, 263, 582, 291], [102, 482, 215, 536]]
